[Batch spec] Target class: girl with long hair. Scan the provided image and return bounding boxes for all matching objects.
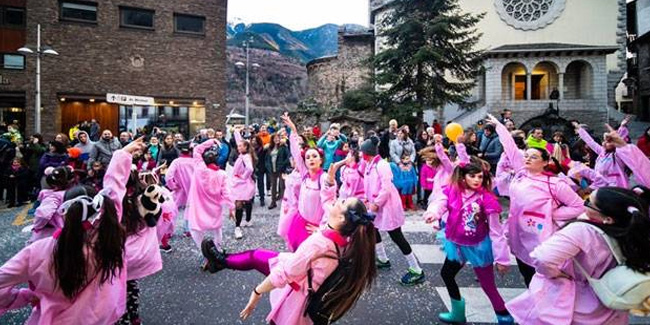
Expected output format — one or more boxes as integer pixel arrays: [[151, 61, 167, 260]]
[[488, 114, 584, 287], [201, 197, 377, 325], [425, 159, 513, 324], [118, 168, 166, 325], [277, 156, 302, 249], [185, 138, 235, 267], [507, 187, 650, 323], [279, 113, 337, 251], [360, 136, 424, 285], [158, 133, 180, 166], [230, 127, 257, 239], [0, 138, 143, 323], [604, 127, 650, 189], [29, 165, 75, 244]]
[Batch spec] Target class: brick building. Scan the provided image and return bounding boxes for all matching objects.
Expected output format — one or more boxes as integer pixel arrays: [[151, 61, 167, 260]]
[[0, 0, 227, 139]]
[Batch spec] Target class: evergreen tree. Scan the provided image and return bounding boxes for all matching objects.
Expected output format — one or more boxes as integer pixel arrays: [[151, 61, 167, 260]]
[[373, 0, 485, 122]]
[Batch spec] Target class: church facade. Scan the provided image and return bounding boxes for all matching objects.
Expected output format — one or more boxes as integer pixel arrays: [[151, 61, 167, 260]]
[[370, 0, 628, 129]]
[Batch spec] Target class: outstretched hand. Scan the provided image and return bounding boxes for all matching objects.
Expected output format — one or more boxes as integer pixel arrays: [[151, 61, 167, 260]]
[[281, 112, 297, 133], [123, 137, 146, 154], [485, 114, 499, 125], [604, 124, 627, 148]]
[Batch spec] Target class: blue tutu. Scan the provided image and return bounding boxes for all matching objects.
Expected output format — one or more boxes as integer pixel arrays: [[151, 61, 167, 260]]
[[443, 236, 494, 268]]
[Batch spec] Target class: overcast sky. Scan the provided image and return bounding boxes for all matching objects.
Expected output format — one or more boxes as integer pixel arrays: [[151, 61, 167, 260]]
[[227, 0, 370, 31]]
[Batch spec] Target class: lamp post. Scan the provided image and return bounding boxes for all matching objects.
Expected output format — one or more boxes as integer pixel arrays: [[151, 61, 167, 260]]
[[235, 37, 259, 126], [18, 24, 58, 134]]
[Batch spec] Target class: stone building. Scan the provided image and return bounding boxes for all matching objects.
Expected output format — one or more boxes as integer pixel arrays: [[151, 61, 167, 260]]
[[370, 0, 629, 131], [627, 0, 650, 121], [306, 26, 374, 109], [0, 0, 227, 139]]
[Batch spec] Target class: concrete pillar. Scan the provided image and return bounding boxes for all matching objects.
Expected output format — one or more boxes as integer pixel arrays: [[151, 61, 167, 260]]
[[526, 73, 532, 100], [558, 72, 565, 100], [511, 73, 516, 100]]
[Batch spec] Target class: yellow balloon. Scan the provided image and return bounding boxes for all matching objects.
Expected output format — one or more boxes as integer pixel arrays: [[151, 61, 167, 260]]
[[445, 123, 464, 143]]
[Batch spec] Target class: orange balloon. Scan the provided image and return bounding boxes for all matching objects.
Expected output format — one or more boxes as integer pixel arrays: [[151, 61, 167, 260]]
[[445, 123, 464, 143]]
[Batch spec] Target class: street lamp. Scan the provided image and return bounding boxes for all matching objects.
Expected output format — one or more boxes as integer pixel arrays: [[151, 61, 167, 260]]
[[234, 37, 260, 126], [18, 24, 58, 134]]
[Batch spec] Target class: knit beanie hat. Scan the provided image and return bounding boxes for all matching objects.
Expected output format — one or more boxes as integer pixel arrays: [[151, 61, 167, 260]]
[[360, 136, 379, 156]]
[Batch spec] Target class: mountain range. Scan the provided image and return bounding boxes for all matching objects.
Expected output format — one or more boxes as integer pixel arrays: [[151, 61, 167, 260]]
[[226, 22, 368, 63]]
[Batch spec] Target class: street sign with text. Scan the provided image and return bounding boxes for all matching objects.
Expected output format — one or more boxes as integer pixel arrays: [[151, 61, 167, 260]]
[[106, 93, 154, 106]]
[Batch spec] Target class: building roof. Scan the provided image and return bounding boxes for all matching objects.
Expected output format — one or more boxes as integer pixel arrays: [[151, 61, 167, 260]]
[[487, 43, 619, 54], [306, 55, 338, 68]]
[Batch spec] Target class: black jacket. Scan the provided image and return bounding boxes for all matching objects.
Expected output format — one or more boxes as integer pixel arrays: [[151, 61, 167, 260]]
[[265, 144, 290, 174]]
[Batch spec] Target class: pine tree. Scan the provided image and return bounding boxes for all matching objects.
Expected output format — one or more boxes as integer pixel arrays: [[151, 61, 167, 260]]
[[373, 0, 485, 122]]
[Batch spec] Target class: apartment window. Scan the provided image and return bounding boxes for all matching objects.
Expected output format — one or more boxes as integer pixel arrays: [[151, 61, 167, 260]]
[[174, 13, 205, 35], [3, 7, 25, 27], [60, 1, 97, 23], [3, 54, 24, 70], [120, 7, 154, 30]]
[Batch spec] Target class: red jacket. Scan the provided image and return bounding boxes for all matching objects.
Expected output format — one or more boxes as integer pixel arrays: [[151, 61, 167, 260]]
[[637, 136, 650, 157]]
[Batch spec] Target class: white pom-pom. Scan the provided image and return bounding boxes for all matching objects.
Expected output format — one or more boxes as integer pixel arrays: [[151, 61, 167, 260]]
[[627, 206, 639, 214], [44, 166, 54, 176]]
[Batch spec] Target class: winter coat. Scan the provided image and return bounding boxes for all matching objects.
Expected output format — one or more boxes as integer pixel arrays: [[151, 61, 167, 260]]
[[265, 145, 290, 174], [389, 138, 416, 164], [88, 138, 121, 169]]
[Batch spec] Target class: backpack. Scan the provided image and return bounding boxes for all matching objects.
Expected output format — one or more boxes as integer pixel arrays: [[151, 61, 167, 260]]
[[573, 223, 650, 312], [304, 244, 350, 325]]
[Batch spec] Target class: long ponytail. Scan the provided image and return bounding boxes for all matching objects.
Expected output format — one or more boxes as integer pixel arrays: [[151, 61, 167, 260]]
[[53, 185, 126, 300], [324, 200, 377, 320], [589, 187, 650, 273]]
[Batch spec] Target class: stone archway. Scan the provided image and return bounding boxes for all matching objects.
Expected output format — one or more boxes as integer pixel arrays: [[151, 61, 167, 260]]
[[519, 112, 574, 140], [564, 60, 594, 99], [501, 62, 528, 100], [531, 61, 560, 100]]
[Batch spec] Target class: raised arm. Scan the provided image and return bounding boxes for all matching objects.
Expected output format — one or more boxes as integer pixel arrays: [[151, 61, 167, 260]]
[[104, 138, 145, 220], [616, 144, 650, 188], [234, 128, 244, 146], [193, 138, 217, 160], [434, 142, 453, 173], [486, 114, 524, 172], [576, 126, 603, 156]]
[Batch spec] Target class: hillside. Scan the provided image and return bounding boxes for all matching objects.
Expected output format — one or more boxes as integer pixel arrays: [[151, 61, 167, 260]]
[[227, 22, 366, 63], [226, 46, 308, 120]]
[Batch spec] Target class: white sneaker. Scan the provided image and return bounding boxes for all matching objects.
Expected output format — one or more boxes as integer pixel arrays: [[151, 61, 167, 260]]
[[243, 220, 253, 228], [235, 227, 243, 239]]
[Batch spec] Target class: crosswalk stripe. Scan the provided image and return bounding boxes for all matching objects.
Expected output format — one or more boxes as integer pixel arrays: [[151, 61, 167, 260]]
[[412, 244, 519, 265], [436, 287, 526, 323]]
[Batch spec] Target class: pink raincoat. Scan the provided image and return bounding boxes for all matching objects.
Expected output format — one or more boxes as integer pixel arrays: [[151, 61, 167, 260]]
[[616, 143, 650, 188], [428, 143, 469, 204], [419, 163, 436, 191], [0, 150, 132, 324], [277, 169, 301, 241], [339, 164, 365, 199], [507, 222, 628, 324], [577, 127, 629, 188], [495, 122, 584, 266], [185, 140, 235, 232], [29, 189, 66, 243], [266, 230, 346, 325], [165, 154, 195, 209], [363, 155, 404, 231], [230, 131, 256, 201], [156, 186, 178, 243], [428, 186, 510, 265], [125, 226, 162, 281]]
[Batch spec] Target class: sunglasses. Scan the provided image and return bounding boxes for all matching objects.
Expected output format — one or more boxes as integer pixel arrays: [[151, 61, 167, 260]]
[[584, 198, 602, 214]]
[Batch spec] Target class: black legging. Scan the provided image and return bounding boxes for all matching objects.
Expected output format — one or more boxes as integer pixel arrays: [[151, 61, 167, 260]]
[[440, 258, 463, 300], [516, 258, 536, 287], [375, 227, 412, 255], [235, 200, 253, 227]]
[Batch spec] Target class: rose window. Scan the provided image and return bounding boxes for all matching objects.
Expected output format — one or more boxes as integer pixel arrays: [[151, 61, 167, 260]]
[[495, 0, 565, 30]]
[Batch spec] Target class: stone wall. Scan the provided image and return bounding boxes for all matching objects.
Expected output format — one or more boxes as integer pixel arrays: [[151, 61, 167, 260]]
[[6, 0, 227, 138], [306, 29, 374, 109]]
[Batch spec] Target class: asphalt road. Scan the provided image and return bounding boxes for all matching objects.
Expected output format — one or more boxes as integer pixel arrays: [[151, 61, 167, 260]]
[[0, 199, 647, 324]]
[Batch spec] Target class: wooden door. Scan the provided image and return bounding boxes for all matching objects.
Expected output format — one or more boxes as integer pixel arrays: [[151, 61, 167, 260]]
[[61, 102, 119, 135]]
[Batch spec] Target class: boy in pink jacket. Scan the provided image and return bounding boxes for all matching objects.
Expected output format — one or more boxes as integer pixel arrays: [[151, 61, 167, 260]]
[[185, 138, 235, 269], [165, 141, 195, 237], [360, 136, 425, 285], [0, 139, 144, 324], [488, 114, 584, 287], [574, 121, 631, 188], [338, 149, 365, 200]]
